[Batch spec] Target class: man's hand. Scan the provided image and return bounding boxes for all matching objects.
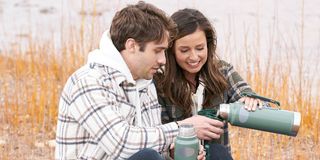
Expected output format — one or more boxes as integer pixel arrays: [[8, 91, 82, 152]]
[[178, 115, 224, 140]]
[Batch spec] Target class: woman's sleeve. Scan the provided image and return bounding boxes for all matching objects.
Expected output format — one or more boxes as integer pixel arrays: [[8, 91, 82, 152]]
[[158, 95, 172, 124], [220, 60, 254, 103]]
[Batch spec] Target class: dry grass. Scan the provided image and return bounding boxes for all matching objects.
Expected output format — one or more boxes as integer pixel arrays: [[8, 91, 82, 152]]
[[0, 0, 319, 159], [229, 60, 320, 159], [225, 0, 320, 159], [0, 36, 88, 159], [1, 31, 319, 160]]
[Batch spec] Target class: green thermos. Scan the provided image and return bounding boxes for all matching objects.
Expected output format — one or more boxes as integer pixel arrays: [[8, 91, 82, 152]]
[[174, 124, 199, 160], [219, 102, 301, 136]]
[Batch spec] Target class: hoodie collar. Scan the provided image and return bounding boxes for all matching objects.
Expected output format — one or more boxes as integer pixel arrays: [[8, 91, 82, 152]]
[[87, 30, 135, 85], [87, 31, 153, 89]]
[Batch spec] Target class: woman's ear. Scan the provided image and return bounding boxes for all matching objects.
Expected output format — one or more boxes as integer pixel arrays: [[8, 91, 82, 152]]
[[124, 38, 136, 53]]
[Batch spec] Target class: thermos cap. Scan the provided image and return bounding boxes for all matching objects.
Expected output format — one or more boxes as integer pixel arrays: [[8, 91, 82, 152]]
[[178, 124, 196, 137], [292, 112, 301, 136], [219, 104, 230, 119]]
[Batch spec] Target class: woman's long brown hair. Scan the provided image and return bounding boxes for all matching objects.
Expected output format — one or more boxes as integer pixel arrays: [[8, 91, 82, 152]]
[[155, 8, 228, 117]]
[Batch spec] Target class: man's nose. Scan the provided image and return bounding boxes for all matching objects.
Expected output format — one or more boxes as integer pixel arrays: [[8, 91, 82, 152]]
[[157, 51, 166, 65]]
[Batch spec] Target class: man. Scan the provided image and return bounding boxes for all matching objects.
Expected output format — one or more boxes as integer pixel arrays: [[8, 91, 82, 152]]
[[55, 1, 218, 159]]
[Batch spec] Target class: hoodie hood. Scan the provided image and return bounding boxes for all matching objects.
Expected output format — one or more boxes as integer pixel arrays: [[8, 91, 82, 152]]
[[87, 30, 135, 84], [86, 30, 153, 126]]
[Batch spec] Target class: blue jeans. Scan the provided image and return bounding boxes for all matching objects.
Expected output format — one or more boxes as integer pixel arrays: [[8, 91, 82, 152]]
[[208, 144, 233, 160], [128, 148, 163, 160], [127, 144, 232, 160]]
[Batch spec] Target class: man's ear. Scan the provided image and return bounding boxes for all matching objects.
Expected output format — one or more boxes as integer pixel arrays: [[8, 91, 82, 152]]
[[124, 38, 137, 53]]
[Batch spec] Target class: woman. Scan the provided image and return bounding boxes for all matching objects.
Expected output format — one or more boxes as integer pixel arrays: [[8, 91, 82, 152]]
[[154, 8, 262, 159]]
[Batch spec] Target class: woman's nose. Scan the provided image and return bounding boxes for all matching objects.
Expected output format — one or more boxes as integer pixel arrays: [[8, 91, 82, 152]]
[[189, 50, 199, 60]]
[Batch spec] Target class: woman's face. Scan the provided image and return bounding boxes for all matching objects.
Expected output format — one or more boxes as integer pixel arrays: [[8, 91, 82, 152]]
[[174, 28, 208, 78]]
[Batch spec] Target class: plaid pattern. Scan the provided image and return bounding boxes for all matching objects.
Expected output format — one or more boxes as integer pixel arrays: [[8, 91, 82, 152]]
[[55, 63, 179, 160], [158, 60, 253, 153]]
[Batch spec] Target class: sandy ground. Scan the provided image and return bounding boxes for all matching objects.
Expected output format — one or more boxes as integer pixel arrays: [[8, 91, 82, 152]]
[[1, 122, 319, 160], [0, 122, 55, 160]]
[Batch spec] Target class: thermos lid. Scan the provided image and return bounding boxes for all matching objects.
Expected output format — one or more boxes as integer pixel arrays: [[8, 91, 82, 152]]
[[219, 104, 230, 119], [292, 112, 301, 136], [178, 124, 196, 137]]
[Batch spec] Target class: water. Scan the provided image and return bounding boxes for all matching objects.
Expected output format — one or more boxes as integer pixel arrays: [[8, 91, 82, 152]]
[[1, 0, 319, 53], [0, 0, 319, 95]]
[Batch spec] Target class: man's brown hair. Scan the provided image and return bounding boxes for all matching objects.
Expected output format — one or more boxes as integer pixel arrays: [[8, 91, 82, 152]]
[[110, 1, 176, 52]]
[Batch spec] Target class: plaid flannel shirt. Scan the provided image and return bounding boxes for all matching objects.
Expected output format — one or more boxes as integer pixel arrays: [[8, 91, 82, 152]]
[[158, 60, 253, 153], [55, 63, 179, 160]]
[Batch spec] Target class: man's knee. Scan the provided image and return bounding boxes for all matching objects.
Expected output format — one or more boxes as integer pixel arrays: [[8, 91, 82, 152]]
[[209, 144, 233, 160], [128, 148, 163, 160]]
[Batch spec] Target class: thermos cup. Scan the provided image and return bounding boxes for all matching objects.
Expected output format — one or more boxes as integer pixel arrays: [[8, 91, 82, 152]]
[[219, 102, 301, 136], [174, 124, 199, 160]]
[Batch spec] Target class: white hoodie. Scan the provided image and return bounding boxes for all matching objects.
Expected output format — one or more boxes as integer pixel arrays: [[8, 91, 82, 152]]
[[56, 31, 178, 160], [87, 31, 154, 126]]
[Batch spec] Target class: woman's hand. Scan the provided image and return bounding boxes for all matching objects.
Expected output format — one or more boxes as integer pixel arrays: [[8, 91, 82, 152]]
[[238, 97, 263, 111]]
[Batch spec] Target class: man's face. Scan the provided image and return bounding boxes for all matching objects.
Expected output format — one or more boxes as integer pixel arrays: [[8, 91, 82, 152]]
[[130, 38, 168, 80]]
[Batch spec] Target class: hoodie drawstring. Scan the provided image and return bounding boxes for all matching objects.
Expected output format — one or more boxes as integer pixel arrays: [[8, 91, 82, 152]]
[[135, 89, 142, 126]]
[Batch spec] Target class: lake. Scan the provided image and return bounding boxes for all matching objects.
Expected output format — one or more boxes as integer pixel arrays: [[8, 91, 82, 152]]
[[0, 0, 319, 95]]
